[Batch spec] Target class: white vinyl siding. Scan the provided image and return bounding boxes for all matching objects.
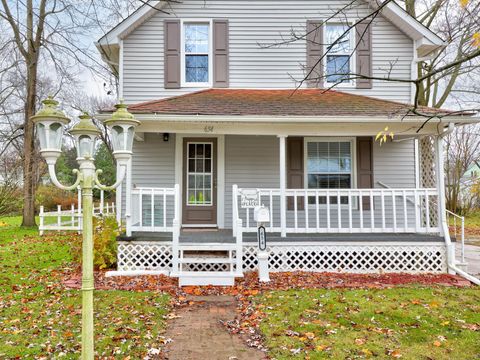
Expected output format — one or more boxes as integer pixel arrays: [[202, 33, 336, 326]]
[[122, 0, 414, 104]]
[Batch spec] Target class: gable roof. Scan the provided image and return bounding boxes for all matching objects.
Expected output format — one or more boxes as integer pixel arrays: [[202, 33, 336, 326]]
[[123, 89, 468, 119], [96, 0, 445, 73]]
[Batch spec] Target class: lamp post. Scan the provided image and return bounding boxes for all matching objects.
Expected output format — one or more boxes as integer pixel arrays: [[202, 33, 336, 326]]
[[31, 98, 139, 359]]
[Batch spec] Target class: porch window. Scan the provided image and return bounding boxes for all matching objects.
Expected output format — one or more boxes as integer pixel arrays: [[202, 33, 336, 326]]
[[325, 24, 353, 84], [182, 22, 210, 86], [306, 139, 353, 204]]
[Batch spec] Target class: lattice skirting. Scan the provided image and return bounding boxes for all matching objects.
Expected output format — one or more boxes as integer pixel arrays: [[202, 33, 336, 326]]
[[117, 242, 172, 271], [117, 242, 447, 273]]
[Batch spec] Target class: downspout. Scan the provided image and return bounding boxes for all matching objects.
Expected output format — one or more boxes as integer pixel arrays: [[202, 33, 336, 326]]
[[438, 123, 480, 285]]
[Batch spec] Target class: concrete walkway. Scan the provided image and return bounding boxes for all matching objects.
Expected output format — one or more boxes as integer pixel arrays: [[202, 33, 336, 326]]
[[456, 244, 480, 275], [164, 296, 265, 360]]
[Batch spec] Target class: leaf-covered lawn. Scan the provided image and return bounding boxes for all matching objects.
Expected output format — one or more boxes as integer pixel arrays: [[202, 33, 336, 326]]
[[256, 288, 480, 359], [0, 216, 171, 358]]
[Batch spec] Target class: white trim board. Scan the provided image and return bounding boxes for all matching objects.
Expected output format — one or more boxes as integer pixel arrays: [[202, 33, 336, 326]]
[[129, 120, 452, 137], [175, 133, 225, 228]]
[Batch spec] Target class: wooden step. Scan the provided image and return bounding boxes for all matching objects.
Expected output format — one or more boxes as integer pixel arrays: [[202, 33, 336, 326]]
[[178, 243, 238, 251], [175, 271, 241, 286], [178, 257, 235, 264]]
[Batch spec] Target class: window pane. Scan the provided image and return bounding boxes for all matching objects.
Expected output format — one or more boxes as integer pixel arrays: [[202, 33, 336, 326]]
[[196, 159, 204, 172], [196, 175, 204, 188], [326, 24, 351, 53], [205, 159, 211, 172], [184, 24, 209, 53], [205, 144, 211, 158], [307, 142, 329, 172], [328, 142, 340, 172], [188, 144, 195, 158], [339, 142, 351, 172], [326, 55, 350, 83], [185, 55, 208, 83]]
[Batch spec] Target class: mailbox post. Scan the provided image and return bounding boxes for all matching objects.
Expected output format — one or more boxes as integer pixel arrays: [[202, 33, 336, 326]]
[[254, 205, 270, 282]]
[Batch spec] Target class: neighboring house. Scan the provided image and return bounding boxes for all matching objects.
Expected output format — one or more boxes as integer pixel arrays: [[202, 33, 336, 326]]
[[458, 161, 480, 209], [97, 0, 477, 285]]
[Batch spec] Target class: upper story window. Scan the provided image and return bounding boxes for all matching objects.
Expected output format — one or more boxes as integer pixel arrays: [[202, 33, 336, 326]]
[[325, 24, 354, 85], [182, 22, 211, 86]]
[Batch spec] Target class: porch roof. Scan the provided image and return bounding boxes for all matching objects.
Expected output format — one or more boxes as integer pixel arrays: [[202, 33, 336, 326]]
[[124, 89, 472, 120]]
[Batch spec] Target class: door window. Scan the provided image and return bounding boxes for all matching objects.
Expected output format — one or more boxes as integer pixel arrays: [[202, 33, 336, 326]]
[[187, 142, 213, 206]]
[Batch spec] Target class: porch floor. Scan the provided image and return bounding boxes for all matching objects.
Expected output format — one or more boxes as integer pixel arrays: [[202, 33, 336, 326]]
[[120, 230, 445, 243]]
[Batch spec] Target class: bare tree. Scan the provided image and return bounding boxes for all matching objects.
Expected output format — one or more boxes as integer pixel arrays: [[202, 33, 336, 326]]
[[0, 0, 152, 226], [445, 125, 480, 213]]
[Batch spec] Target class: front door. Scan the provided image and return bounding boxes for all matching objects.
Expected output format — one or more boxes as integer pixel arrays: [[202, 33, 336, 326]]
[[182, 138, 217, 225]]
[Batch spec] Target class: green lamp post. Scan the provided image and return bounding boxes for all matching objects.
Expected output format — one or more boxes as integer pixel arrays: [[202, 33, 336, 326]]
[[31, 98, 139, 359]]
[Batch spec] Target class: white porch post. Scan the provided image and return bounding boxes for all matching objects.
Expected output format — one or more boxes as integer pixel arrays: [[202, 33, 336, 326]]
[[434, 134, 455, 272], [125, 157, 133, 236], [278, 135, 287, 237], [115, 166, 122, 225]]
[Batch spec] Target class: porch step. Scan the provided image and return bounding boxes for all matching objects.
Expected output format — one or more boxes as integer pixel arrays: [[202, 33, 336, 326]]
[[178, 257, 235, 264], [176, 271, 240, 286], [178, 243, 238, 251], [173, 242, 243, 286]]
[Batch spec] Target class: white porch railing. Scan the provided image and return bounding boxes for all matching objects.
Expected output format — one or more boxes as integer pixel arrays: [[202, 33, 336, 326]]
[[233, 186, 440, 234], [446, 210, 465, 264], [130, 186, 180, 233], [39, 201, 115, 235]]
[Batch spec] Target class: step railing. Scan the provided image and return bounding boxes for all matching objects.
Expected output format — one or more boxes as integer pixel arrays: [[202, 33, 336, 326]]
[[446, 209, 465, 264], [233, 186, 440, 234]]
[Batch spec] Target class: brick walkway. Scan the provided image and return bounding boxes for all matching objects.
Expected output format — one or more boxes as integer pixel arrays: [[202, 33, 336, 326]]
[[164, 295, 265, 360]]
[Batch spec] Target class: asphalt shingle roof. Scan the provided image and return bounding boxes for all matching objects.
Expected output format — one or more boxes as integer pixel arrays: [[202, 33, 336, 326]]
[[126, 89, 459, 118]]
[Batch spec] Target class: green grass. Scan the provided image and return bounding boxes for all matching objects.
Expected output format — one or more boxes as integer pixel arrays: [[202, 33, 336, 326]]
[[256, 288, 480, 359], [0, 216, 170, 358]]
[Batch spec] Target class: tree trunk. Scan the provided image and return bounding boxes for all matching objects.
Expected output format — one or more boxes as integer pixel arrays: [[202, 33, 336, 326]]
[[21, 65, 37, 227]]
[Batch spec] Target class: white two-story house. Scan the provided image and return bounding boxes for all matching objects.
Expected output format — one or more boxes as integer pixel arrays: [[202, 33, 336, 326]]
[[97, 0, 476, 285]]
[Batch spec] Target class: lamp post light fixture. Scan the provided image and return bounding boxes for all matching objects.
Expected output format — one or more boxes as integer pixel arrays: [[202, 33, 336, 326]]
[[31, 98, 139, 360]]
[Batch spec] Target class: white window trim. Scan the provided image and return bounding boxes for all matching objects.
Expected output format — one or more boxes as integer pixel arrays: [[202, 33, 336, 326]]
[[303, 137, 357, 206], [323, 22, 356, 88], [180, 19, 213, 88]]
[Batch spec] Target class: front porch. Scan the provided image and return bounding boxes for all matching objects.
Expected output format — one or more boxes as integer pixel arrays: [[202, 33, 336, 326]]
[[102, 92, 464, 283]]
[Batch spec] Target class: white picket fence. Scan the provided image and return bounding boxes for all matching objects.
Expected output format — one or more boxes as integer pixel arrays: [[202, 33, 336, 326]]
[[39, 188, 115, 235]]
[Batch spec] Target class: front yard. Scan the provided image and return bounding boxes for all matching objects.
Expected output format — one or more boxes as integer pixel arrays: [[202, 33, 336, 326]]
[[251, 288, 480, 359], [1, 215, 479, 359], [0, 216, 170, 358]]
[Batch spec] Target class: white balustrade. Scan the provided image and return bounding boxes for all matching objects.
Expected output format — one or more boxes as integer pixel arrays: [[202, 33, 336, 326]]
[[130, 187, 179, 233], [233, 186, 440, 234]]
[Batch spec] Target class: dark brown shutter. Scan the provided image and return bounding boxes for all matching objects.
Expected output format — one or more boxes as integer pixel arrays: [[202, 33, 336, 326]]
[[355, 21, 372, 89], [306, 20, 323, 88], [287, 137, 304, 210], [357, 137, 374, 210], [213, 19, 229, 88], [164, 20, 181, 89]]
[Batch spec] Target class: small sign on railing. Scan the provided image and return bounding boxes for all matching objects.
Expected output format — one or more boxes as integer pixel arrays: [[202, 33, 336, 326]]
[[240, 189, 260, 209]]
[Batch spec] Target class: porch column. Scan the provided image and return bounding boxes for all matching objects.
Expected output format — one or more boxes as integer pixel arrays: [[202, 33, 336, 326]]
[[278, 135, 287, 237], [125, 157, 133, 236], [115, 169, 122, 225], [434, 134, 455, 270]]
